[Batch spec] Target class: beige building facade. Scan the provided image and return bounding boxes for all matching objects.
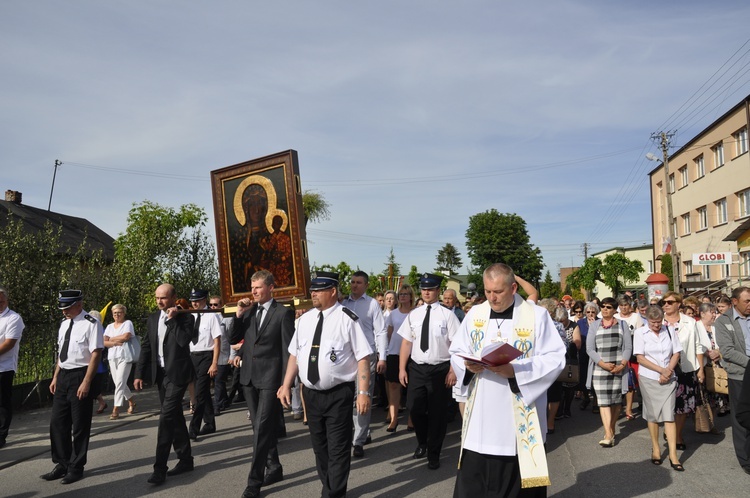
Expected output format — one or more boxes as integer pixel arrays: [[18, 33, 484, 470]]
[[590, 245, 653, 299], [649, 95, 750, 295]]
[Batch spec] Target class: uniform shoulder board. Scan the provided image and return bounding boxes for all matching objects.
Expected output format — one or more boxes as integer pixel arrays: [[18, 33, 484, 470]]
[[342, 307, 359, 321], [84, 314, 97, 323]]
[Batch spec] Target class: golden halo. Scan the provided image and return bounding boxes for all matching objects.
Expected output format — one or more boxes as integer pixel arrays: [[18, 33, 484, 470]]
[[233, 175, 288, 233]]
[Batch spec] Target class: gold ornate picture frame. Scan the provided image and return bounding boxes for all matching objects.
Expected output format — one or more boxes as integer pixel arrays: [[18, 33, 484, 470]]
[[211, 150, 310, 304]]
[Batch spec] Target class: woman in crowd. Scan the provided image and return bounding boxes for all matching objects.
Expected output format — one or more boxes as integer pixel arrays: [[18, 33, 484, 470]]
[[586, 297, 632, 447], [634, 305, 684, 470], [103, 304, 137, 419], [88, 310, 109, 415], [696, 302, 730, 417], [716, 295, 732, 315], [383, 290, 397, 318], [384, 284, 414, 432], [575, 301, 597, 411], [615, 296, 645, 420], [662, 291, 704, 450], [539, 299, 567, 433], [681, 296, 701, 320], [555, 306, 581, 419]]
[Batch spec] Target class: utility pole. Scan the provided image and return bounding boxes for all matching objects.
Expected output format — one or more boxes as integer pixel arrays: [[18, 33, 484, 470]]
[[48, 159, 61, 211], [581, 242, 589, 260], [651, 131, 680, 291]]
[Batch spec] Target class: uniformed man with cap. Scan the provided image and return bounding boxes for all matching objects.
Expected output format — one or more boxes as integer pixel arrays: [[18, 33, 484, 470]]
[[40, 290, 104, 485], [277, 271, 372, 498], [398, 273, 460, 470], [188, 288, 221, 440]]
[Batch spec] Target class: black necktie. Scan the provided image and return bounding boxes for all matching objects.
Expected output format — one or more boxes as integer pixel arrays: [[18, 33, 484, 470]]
[[60, 319, 73, 363], [192, 313, 201, 345], [420, 304, 431, 352], [307, 312, 324, 385], [256, 307, 264, 332]]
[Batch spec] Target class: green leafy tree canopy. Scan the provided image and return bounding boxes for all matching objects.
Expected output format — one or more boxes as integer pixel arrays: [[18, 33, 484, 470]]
[[465, 210, 543, 284], [567, 254, 644, 298]]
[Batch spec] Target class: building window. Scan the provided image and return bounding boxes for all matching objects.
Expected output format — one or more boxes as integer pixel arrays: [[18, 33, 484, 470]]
[[695, 155, 705, 178], [741, 252, 750, 277], [685, 261, 693, 276], [713, 142, 725, 168], [735, 127, 749, 156], [715, 198, 728, 225], [721, 263, 730, 279], [648, 260, 654, 273], [672, 218, 677, 239], [679, 166, 689, 188], [682, 213, 691, 235], [669, 174, 675, 194], [740, 189, 750, 218], [698, 206, 708, 230], [702, 265, 711, 280]]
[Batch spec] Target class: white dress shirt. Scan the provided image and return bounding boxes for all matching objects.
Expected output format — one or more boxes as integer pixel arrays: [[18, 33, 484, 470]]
[[397, 302, 460, 365], [342, 294, 388, 361], [289, 303, 373, 390], [0, 307, 24, 372], [190, 308, 222, 352], [58, 311, 104, 370]]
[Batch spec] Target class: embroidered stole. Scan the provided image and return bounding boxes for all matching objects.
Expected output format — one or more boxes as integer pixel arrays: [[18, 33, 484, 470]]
[[458, 300, 551, 488]]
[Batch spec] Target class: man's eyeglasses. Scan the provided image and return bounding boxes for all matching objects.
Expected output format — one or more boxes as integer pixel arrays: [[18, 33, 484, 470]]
[[209, 303, 221, 308], [662, 300, 678, 305], [585, 310, 597, 314], [572, 309, 583, 313], [601, 305, 615, 310]]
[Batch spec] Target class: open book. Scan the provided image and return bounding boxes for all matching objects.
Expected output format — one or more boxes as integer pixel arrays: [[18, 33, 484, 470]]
[[455, 341, 523, 367]]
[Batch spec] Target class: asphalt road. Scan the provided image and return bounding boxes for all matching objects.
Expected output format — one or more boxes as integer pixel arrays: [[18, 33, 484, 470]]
[[1, 388, 748, 497]]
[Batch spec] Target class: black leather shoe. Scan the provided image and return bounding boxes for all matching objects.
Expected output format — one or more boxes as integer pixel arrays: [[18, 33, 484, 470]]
[[188, 431, 199, 442], [353, 445, 364, 458], [263, 469, 283, 486], [413, 445, 427, 459], [147, 470, 166, 485], [61, 472, 83, 484], [199, 425, 216, 436], [166, 459, 194, 476], [427, 460, 440, 470], [364, 435, 372, 445], [241, 486, 260, 498], [40, 464, 67, 481]]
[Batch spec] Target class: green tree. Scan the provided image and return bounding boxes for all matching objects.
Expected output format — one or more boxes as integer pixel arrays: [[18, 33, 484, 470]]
[[567, 254, 644, 298], [540, 270, 561, 299], [312, 261, 353, 296], [465, 210, 543, 284], [383, 247, 401, 276], [114, 201, 212, 322], [435, 243, 463, 275], [302, 190, 331, 226], [407, 265, 421, 292]]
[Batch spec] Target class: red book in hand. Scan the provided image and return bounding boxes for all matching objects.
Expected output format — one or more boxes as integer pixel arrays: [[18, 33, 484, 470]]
[[456, 342, 523, 367]]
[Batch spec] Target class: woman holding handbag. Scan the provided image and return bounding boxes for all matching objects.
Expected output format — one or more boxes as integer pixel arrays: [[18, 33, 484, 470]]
[[103, 304, 137, 420], [634, 305, 684, 470], [697, 303, 730, 417]]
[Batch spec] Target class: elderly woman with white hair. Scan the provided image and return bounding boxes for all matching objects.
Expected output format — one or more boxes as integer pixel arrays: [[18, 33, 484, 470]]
[[103, 304, 137, 420]]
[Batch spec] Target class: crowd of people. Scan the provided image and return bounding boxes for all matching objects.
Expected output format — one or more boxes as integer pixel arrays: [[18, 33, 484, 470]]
[[1, 280, 750, 496]]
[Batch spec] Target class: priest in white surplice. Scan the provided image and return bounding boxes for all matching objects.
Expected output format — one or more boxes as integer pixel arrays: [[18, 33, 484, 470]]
[[450, 264, 565, 498]]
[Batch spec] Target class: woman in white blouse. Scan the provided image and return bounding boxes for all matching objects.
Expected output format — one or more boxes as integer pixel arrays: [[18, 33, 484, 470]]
[[384, 285, 414, 432], [103, 304, 137, 419], [634, 305, 684, 471]]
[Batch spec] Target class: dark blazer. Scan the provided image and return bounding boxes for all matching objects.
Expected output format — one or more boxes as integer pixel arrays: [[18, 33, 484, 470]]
[[229, 299, 295, 390], [135, 310, 196, 387]]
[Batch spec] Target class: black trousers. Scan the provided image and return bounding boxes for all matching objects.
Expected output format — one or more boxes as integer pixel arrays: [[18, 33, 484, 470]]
[[406, 361, 452, 462], [0, 370, 15, 442], [214, 364, 230, 411], [154, 367, 192, 472], [243, 384, 282, 490], [454, 449, 547, 498], [305, 382, 355, 498], [227, 366, 245, 404], [49, 367, 96, 473], [728, 378, 750, 468], [189, 352, 215, 434]]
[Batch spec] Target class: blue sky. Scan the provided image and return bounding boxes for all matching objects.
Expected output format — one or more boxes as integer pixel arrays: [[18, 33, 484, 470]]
[[2, 1, 749, 282]]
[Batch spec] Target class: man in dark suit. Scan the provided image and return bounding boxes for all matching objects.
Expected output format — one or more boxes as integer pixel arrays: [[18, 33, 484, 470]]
[[134, 283, 197, 485], [230, 270, 295, 498]]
